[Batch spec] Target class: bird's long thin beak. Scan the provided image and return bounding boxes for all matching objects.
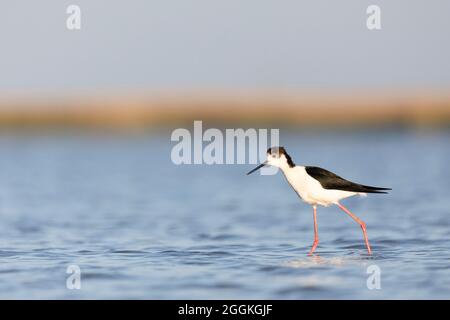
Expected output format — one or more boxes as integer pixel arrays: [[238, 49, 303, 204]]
[[246, 161, 268, 175]]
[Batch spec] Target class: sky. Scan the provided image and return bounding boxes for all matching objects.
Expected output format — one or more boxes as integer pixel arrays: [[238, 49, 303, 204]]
[[1, 0, 450, 92]]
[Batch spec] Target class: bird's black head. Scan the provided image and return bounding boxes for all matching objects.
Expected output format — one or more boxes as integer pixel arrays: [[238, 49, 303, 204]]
[[267, 146, 295, 168], [246, 146, 295, 175]]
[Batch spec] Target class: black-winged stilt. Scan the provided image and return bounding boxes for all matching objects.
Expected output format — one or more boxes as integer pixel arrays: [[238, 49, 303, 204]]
[[247, 147, 391, 255]]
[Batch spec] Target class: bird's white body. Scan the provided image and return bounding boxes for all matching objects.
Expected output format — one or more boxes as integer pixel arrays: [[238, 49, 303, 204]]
[[281, 166, 360, 207], [246, 146, 390, 255]]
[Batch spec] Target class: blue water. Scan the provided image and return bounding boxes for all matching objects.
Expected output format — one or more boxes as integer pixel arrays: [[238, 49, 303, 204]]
[[0, 129, 449, 299]]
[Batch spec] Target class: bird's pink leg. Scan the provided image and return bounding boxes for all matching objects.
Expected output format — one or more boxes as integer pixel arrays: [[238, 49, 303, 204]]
[[308, 205, 319, 255], [337, 203, 372, 255]]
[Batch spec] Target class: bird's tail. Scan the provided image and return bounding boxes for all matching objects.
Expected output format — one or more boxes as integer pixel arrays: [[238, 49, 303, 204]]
[[358, 185, 392, 194]]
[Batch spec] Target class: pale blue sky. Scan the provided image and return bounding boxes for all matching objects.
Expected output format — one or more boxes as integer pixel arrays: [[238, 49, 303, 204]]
[[1, 0, 450, 92]]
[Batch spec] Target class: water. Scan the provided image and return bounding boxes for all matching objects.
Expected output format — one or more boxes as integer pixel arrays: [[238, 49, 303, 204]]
[[0, 129, 449, 299]]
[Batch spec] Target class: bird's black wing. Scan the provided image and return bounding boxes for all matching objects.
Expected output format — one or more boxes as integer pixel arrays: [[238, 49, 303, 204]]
[[305, 166, 391, 194]]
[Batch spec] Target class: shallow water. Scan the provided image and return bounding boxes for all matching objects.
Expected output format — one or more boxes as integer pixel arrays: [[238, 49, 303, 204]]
[[0, 129, 449, 299]]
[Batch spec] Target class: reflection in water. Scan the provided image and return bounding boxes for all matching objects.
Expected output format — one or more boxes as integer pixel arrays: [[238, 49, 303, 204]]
[[283, 255, 350, 268]]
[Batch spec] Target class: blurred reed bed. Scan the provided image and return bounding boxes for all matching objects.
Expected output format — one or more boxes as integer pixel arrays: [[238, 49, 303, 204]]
[[0, 90, 449, 131]]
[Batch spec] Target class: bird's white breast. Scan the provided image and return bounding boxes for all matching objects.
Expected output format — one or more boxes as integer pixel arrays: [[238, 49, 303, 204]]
[[281, 166, 356, 206]]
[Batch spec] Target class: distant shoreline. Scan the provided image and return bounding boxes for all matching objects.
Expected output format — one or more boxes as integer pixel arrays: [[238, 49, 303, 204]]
[[0, 90, 449, 129]]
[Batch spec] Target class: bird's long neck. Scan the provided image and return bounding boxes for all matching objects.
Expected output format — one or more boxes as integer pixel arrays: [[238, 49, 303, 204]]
[[279, 164, 306, 183], [276, 153, 298, 179], [278, 163, 298, 177]]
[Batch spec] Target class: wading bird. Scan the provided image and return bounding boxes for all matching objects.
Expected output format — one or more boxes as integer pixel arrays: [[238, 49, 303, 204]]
[[247, 147, 390, 255]]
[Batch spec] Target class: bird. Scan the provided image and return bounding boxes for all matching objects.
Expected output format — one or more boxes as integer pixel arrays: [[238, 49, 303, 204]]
[[246, 146, 391, 255]]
